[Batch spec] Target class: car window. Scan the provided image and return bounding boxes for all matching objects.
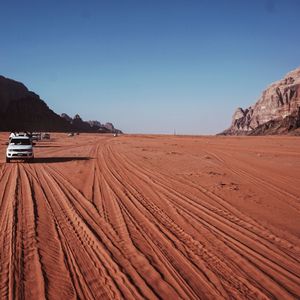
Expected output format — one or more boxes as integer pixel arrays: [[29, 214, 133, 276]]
[[10, 138, 31, 145]]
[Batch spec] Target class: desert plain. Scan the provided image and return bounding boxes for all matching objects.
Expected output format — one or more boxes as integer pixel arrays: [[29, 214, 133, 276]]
[[0, 132, 299, 299]]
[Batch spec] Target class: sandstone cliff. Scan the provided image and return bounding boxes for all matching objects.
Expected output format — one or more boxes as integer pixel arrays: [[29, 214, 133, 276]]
[[222, 67, 300, 135]]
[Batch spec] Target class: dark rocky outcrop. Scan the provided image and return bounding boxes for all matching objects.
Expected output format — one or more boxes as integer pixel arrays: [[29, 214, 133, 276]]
[[61, 113, 73, 123], [61, 114, 122, 133], [0, 76, 72, 132], [221, 67, 300, 135], [69, 114, 93, 132], [0, 75, 122, 133], [88, 120, 102, 128]]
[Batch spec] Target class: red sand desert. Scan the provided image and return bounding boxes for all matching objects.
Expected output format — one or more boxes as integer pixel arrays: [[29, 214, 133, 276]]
[[0, 133, 299, 299]]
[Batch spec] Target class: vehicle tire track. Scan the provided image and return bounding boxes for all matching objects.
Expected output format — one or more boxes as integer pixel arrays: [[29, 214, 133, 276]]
[[103, 141, 300, 299], [45, 160, 200, 299], [95, 142, 270, 299], [1, 135, 299, 300]]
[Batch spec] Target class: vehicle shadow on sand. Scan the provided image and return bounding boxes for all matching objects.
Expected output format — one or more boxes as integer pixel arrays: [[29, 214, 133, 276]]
[[31, 157, 92, 163], [34, 145, 61, 148]]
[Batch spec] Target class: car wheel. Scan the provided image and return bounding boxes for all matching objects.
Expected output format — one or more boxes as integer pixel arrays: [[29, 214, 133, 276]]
[[6, 157, 10, 163]]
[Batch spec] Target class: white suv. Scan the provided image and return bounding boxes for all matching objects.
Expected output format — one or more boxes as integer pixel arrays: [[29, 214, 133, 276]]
[[6, 136, 34, 163]]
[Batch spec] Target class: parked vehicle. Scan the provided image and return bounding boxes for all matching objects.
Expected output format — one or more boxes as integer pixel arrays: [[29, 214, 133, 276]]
[[31, 132, 41, 141], [42, 133, 50, 139], [15, 132, 29, 137], [9, 132, 16, 140], [6, 136, 34, 163], [9, 132, 29, 139]]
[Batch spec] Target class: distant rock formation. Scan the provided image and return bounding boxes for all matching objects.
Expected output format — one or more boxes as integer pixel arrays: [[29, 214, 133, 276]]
[[61, 113, 73, 123], [88, 120, 102, 128], [61, 114, 122, 133], [221, 67, 300, 135], [70, 114, 92, 132], [102, 122, 122, 134], [0, 75, 72, 132], [103, 122, 115, 132], [0, 75, 123, 133]]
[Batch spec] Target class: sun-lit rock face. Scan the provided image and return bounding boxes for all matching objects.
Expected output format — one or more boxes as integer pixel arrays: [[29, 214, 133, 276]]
[[223, 67, 300, 135]]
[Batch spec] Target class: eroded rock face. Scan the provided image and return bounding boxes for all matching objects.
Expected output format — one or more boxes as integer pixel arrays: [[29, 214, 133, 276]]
[[223, 67, 300, 135]]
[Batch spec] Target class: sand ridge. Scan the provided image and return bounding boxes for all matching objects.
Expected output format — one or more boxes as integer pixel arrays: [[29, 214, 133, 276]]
[[0, 133, 299, 299]]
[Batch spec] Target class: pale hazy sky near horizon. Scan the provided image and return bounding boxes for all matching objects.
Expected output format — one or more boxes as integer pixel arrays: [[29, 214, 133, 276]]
[[0, 0, 299, 134]]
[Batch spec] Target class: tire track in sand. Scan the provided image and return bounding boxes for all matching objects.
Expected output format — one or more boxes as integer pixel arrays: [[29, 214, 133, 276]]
[[34, 165, 128, 300], [113, 143, 300, 261], [204, 150, 300, 213], [35, 163, 166, 300], [44, 162, 196, 299], [102, 141, 300, 299], [86, 142, 264, 299], [0, 164, 18, 299], [1, 136, 299, 300], [0, 164, 46, 299]]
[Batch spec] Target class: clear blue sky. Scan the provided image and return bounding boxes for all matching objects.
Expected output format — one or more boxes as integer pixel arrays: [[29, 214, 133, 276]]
[[0, 0, 299, 134]]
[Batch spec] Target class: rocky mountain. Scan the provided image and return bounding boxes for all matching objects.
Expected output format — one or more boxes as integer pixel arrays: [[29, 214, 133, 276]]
[[222, 67, 300, 135], [101, 122, 122, 134], [0, 75, 122, 133], [61, 114, 122, 133], [68, 114, 93, 132], [61, 113, 73, 123], [88, 120, 102, 128], [0, 75, 73, 132]]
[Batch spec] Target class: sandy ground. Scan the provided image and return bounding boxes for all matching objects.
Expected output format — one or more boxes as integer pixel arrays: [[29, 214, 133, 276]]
[[0, 132, 299, 299]]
